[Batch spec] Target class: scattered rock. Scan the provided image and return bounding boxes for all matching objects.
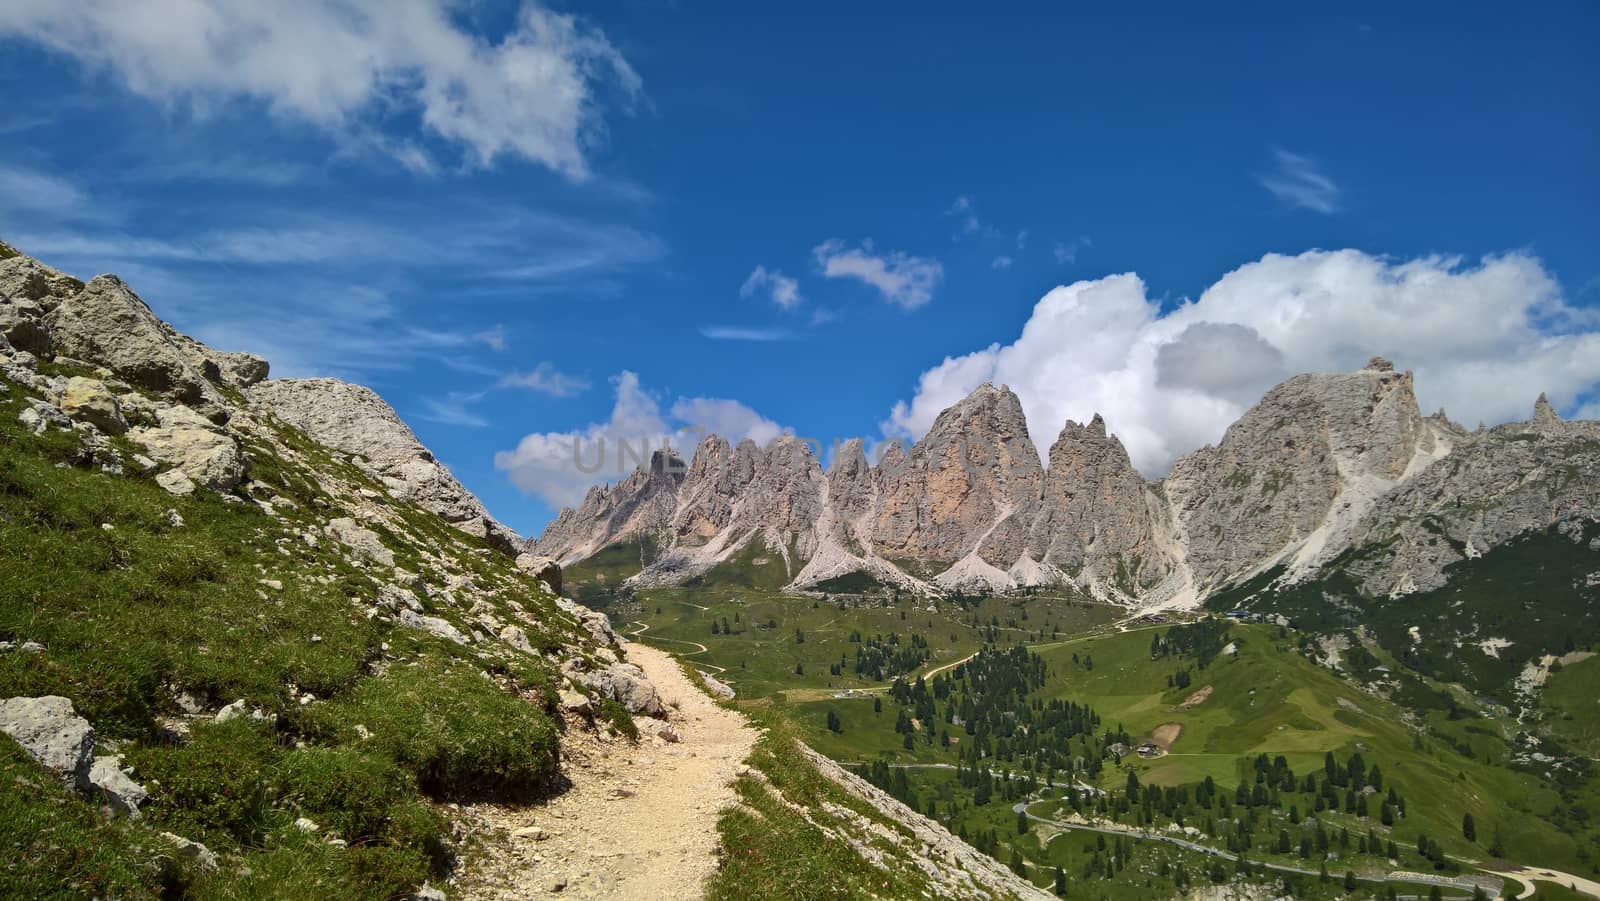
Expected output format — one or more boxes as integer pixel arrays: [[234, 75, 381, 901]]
[[294, 816, 320, 833], [129, 423, 244, 492], [573, 662, 665, 717], [0, 696, 95, 788], [325, 518, 396, 568], [558, 689, 593, 715], [699, 671, 736, 700], [18, 398, 71, 435], [214, 699, 248, 723], [155, 469, 197, 497], [59, 376, 127, 434], [88, 755, 148, 817], [160, 832, 220, 871], [398, 609, 470, 646], [556, 597, 617, 646]]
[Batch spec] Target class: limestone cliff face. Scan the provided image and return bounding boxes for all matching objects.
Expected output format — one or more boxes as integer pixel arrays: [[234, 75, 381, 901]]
[[670, 435, 756, 546], [1023, 415, 1175, 596], [529, 449, 685, 565], [1160, 358, 1435, 593], [534, 359, 1599, 607], [1338, 399, 1600, 596], [871, 384, 1043, 566]]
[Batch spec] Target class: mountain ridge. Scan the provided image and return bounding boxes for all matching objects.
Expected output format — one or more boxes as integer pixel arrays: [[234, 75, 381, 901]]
[[533, 357, 1600, 609]]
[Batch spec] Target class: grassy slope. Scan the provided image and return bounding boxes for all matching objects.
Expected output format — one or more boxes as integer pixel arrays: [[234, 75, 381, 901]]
[[0, 376, 587, 898], [780, 621, 1598, 885], [1540, 655, 1600, 758], [1209, 525, 1600, 706], [624, 586, 1119, 699]]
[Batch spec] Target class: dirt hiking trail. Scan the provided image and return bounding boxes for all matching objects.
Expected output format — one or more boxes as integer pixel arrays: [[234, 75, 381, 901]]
[[457, 642, 757, 899]]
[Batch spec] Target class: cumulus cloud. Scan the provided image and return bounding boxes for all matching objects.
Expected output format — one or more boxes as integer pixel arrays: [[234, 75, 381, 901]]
[[670, 397, 784, 449], [740, 265, 803, 310], [0, 0, 640, 177], [1258, 147, 1340, 213], [884, 249, 1600, 476], [499, 362, 591, 398], [495, 372, 786, 508], [812, 239, 943, 310]]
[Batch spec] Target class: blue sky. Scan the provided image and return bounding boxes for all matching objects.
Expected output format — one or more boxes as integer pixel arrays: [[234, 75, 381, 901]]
[[2, 1, 1597, 536]]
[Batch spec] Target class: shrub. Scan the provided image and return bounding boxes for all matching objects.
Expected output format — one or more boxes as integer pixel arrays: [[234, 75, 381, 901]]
[[599, 698, 639, 741], [311, 660, 560, 798]]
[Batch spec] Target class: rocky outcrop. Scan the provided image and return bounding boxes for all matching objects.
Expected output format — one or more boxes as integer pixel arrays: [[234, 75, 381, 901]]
[[45, 276, 227, 417], [251, 378, 520, 554], [0, 695, 148, 818], [670, 435, 759, 546], [1162, 359, 1438, 593], [1023, 414, 1175, 597], [529, 448, 685, 565], [871, 384, 1042, 567], [1338, 396, 1600, 596], [536, 359, 1598, 609]]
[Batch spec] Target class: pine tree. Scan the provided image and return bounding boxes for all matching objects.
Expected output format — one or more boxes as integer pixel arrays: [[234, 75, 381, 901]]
[[1462, 812, 1477, 842]]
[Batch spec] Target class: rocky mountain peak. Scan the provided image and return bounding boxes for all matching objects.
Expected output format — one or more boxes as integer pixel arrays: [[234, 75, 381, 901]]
[[1534, 392, 1560, 426], [871, 381, 1043, 565], [1021, 413, 1174, 596]]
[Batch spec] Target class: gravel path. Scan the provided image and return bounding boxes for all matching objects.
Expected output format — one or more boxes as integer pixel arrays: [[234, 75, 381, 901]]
[[457, 642, 757, 899]]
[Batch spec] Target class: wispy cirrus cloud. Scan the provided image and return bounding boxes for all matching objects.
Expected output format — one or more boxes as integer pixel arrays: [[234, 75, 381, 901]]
[[499, 362, 591, 398], [699, 325, 794, 341], [1257, 147, 1341, 214], [417, 392, 491, 428], [812, 239, 943, 311]]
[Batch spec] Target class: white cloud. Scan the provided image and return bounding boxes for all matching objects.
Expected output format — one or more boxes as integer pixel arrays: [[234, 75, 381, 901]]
[[494, 372, 785, 508], [946, 194, 997, 238], [0, 0, 640, 178], [991, 255, 1014, 270], [1053, 237, 1089, 264], [885, 249, 1600, 477], [812, 239, 943, 311], [700, 325, 793, 341], [499, 362, 591, 398], [0, 164, 91, 213], [670, 397, 784, 449], [1258, 147, 1340, 214], [740, 265, 803, 310], [417, 392, 490, 428]]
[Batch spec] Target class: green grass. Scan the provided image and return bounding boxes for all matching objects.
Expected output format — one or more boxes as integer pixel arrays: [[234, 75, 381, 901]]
[[0, 372, 587, 897], [776, 616, 1600, 887], [1541, 655, 1600, 757], [683, 535, 798, 591], [561, 536, 660, 604], [706, 706, 934, 901], [1209, 525, 1600, 705], [621, 585, 1119, 699], [0, 736, 175, 898]]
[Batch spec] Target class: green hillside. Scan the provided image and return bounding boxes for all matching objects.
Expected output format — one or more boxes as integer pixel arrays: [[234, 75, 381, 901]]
[[0, 378, 589, 898]]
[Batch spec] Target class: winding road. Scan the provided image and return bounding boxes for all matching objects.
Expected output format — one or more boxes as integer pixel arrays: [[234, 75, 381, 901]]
[[1012, 802, 1503, 896]]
